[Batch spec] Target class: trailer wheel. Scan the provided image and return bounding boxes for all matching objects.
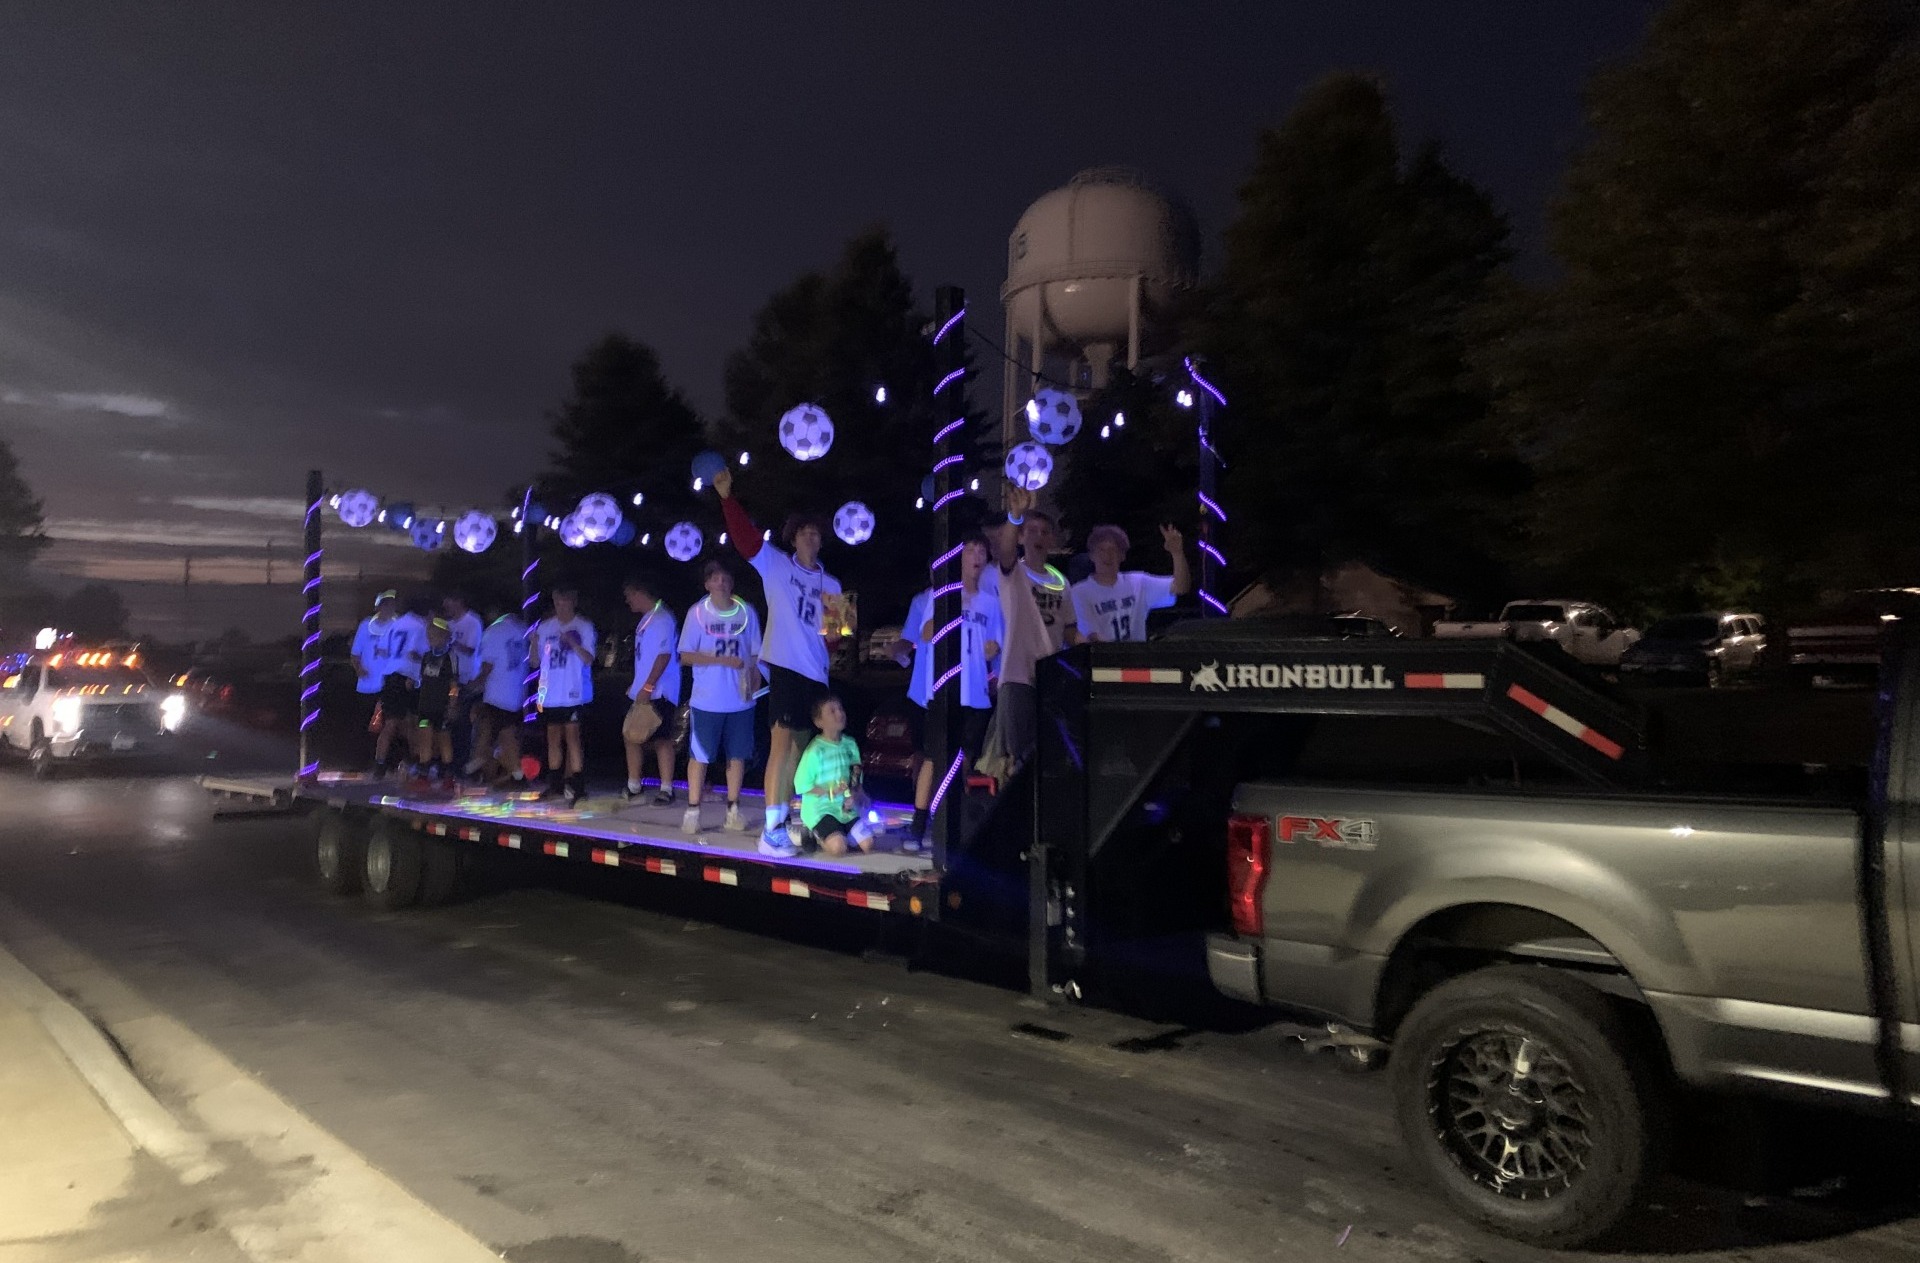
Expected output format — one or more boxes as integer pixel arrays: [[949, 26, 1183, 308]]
[[315, 813, 365, 896], [362, 820, 424, 910], [1391, 965, 1667, 1249], [417, 836, 462, 907]]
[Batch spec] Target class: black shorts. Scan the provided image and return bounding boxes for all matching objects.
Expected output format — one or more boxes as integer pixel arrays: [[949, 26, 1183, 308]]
[[415, 708, 454, 733], [646, 697, 679, 741], [474, 701, 521, 728], [767, 664, 825, 734], [378, 674, 417, 720], [542, 704, 586, 725], [812, 813, 858, 840]]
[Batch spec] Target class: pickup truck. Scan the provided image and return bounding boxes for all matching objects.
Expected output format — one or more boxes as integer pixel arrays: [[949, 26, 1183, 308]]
[[1183, 635, 1918, 1248], [1435, 600, 1642, 667], [0, 647, 186, 777]]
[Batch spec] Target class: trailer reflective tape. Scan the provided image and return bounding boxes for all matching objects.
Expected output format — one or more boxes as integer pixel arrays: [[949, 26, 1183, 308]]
[[1091, 667, 1184, 685], [592, 848, 621, 867], [459, 826, 481, 842], [500, 832, 522, 849], [543, 840, 569, 858], [427, 822, 448, 836], [703, 866, 738, 886], [1404, 673, 1485, 690], [771, 878, 811, 898], [644, 856, 677, 876], [1505, 684, 1625, 760], [846, 891, 892, 912]]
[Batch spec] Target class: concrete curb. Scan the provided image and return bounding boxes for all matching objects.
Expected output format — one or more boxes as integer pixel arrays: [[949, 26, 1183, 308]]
[[0, 899, 505, 1262]]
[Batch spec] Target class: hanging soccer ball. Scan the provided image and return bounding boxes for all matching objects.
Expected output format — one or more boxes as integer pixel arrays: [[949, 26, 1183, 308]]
[[1004, 441, 1054, 491], [664, 521, 704, 562], [1026, 388, 1083, 446], [557, 513, 590, 549], [777, 403, 835, 462], [452, 510, 497, 554], [833, 501, 875, 546], [611, 519, 637, 547], [573, 492, 623, 544], [410, 518, 443, 551], [335, 488, 379, 529]]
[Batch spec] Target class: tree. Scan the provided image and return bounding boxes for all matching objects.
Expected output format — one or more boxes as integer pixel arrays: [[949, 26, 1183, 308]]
[[712, 226, 960, 624], [1479, 0, 1920, 613], [531, 334, 710, 622], [58, 583, 128, 641], [1049, 366, 1200, 571], [1201, 74, 1524, 606], [0, 429, 46, 578]]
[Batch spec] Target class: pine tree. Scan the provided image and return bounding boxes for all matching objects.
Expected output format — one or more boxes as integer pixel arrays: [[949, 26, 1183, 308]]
[[0, 430, 47, 577]]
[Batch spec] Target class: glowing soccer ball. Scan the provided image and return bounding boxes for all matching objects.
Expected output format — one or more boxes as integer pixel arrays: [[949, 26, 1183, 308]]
[[664, 521, 704, 562], [410, 518, 444, 551], [557, 514, 590, 549], [833, 501, 875, 546], [335, 489, 379, 529], [452, 510, 497, 555], [1025, 388, 1083, 446], [1004, 441, 1054, 492], [574, 492, 623, 544], [778, 404, 835, 462]]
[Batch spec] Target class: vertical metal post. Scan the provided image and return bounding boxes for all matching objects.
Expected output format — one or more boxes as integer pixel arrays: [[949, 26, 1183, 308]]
[[519, 487, 541, 724], [1196, 389, 1219, 603], [928, 287, 967, 873], [297, 469, 325, 778]]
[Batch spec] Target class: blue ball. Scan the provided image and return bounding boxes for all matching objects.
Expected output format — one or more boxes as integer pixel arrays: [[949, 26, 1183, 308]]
[[612, 520, 637, 546], [524, 501, 547, 523], [920, 475, 936, 503], [691, 450, 728, 483]]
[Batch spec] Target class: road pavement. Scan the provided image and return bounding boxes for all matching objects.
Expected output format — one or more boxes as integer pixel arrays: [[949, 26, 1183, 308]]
[[0, 720, 1916, 1261]]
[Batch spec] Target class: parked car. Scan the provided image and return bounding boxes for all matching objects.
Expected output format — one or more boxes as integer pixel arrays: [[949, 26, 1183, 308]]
[[1252, 612, 1403, 639], [1787, 588, 1920, 687], [1434, 599, 1641, 666], [1619, 611, 1766, 686], [863, 625, 907, 666]]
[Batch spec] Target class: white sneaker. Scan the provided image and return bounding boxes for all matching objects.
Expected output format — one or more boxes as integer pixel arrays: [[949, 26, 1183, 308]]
[[680, 806, 701, 835], [758, 828, 798, 858], [723, 804, 748, 832]]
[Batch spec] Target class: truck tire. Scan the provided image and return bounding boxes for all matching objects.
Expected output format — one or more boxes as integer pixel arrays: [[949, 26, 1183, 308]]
[[362, 820, 424, 910], [315, 814, 364, 896], [1390, 965, 1667, 1249], [416, 836, 462, 907]]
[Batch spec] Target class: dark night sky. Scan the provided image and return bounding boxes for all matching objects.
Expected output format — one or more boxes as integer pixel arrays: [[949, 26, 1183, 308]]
[[0, 1, 1660, 624]]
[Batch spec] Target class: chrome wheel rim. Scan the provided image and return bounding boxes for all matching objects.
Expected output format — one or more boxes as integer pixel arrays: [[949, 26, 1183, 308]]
[[1429, 1030, 1592, 1199]]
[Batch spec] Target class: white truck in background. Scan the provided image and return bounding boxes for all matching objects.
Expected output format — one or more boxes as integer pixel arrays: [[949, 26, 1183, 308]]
[[1433, 599, 1641, 667]]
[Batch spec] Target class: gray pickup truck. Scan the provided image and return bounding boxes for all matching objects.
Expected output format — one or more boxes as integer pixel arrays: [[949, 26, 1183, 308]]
[[1198, 645, 1918, 1247], [1035, 627, 1916, 1249]]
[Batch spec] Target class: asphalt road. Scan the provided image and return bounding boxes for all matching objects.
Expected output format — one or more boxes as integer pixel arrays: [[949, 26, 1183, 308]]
[[0, 719, 1917, 1262]]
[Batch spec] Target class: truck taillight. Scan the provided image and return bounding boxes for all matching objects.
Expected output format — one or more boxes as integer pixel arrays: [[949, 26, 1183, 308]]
[[1226, 812, 1271, 938]]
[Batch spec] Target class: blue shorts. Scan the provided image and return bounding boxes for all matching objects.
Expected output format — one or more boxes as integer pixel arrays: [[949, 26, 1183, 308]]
[[689, 707, 755, 766]]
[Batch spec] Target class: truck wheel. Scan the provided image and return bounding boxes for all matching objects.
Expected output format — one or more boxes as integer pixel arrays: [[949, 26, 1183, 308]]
[[417, 836, 462, 907], [315, 814, 365, 896], [1390, 965, 1667, 1249], [362, 820, 424, 910]]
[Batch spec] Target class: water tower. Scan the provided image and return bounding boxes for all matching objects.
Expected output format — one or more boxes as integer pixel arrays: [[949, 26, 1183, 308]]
[[1000, 167, 1199, 442]]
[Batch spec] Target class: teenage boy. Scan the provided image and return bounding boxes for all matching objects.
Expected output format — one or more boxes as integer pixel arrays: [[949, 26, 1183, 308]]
[[470, 603, 528, 784], [622, 574, 682, 805], [412, 618, 460, 782], [711, 465, 844, 858], [917, 533, 1003, 760], [793, 694, 876, 857], [532, 587, 596, 805], [441, 591, 484, 768], [1070, 522, 1190, 643], [350, 590, 426, 776], [677, 559, 761, 835], [894, 584, 937, 850], [991, 485, 1073, 762]]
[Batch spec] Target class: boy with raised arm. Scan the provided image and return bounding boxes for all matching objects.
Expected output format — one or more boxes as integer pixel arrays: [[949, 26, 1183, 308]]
[[1070, 521, 1190, 644]]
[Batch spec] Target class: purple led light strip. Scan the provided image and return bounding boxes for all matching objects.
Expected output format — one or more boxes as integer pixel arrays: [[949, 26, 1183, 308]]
[[933, 417, 966, 444], [929, 544, 962, 571], [1196, 539, 1227, 566], [932, 307, 967, 346], [932, 453, 964, 472], [1200, 591, 1230, 615], [928, 750, 966, 815], [933, 367, 966, 395], [931, 489, 966, 513], [1185, 356, 1228, 407], [1198, 491, 1228, 522]]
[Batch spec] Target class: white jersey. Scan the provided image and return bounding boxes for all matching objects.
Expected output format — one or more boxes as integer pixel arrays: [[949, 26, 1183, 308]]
[[477, 615, 528, 712], [1071, 572, 1177, 644], [446, 609, 484, 683], [532, 616, 597, 709], [628, 602, 683, 706], [751, 545, 841, 683], [350, 614, 421, 693], [903, 589, 934, 709], [678, 597, 762, 714], [956, 584, 1004, 709]]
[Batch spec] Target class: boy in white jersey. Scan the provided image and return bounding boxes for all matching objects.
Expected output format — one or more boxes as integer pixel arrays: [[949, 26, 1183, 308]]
[[532, 587, 597, 805], [990, 485, 1071, 763], [622, 573, 682, 806], [676, 559, 762, 835], [469, 602, 527, 784], [441, 590, 484, 771], [350, 590, 426, 777], [1070, 522, 1191, 643], [711, 465, 846, 857], [916, 534, 1003, 771]]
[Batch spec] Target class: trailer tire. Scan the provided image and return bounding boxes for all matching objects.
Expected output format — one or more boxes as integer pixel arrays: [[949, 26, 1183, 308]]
[[1391, 965, 1667, 1249], [417, 836, 462, 907], [362, 820, 424, 910], [315, 813, 364, 896]]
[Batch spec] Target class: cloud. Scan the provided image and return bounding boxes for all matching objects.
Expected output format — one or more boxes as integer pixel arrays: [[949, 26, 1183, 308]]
[[0, 383, 179, 422], [170, 495, 307, 519]]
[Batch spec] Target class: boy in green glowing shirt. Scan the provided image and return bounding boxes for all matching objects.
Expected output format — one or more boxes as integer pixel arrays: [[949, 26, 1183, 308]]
[[792, 694, 876, 856]]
